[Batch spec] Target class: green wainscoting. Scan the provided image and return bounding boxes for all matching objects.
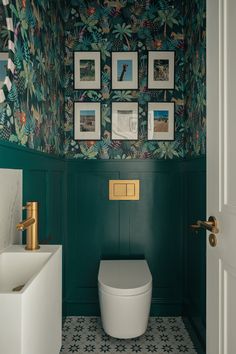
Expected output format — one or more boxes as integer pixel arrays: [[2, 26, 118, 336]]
[[0, 140, 206, 348], [65, 160, 185, 316]]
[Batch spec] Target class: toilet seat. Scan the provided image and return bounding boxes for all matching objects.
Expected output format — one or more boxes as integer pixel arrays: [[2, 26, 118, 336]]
[[98, 260, 152, 296]]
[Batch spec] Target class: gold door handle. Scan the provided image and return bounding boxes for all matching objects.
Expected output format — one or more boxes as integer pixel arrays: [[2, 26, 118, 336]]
[[190, 216, 219, 234]]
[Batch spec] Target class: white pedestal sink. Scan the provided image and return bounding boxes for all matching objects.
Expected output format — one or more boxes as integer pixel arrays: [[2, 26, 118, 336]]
[[0, 245, 62, 354]]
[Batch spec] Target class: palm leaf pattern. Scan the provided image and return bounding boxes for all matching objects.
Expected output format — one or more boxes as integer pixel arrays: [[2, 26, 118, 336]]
[[0, 0, 205, 159], [64, 0, 206, 159], [0, 0, 64, 154]]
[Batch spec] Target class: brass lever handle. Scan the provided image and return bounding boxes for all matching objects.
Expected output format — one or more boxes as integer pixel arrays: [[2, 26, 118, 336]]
[[190, 216, 219, 234], [16, 218, 35, 231]]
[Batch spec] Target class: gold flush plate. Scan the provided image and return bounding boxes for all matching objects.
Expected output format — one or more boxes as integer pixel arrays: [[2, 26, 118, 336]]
[[109, 180, 140, 200]]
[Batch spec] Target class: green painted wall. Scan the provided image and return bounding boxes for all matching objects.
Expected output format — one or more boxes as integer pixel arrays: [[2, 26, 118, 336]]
[[65, 159, 185, 315], [64, 157, 206, 332], [0, 141, 206, 354]]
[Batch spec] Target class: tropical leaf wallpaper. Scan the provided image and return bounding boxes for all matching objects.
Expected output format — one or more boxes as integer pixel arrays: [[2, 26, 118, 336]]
[[0, 0, 206, 159], [184, 0, 206, 157], [64, 0, 186, 159], [0, 4, 8, 51], [64, 0, 206, 159], [0, 0, 65, 155]]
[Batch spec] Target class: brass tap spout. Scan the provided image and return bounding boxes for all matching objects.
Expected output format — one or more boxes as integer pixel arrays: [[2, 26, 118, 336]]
[[17, 201, 40, 251]]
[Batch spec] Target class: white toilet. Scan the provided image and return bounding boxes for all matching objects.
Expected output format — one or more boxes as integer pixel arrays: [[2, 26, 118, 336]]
[[98, 259, 152, 339]]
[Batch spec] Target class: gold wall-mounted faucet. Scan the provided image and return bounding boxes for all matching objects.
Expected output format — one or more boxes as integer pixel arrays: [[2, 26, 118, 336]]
[[16, 201, 40, 251]]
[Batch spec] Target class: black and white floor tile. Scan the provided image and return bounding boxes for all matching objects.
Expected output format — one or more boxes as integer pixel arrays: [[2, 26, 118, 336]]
[[60, 317, 197, 354]]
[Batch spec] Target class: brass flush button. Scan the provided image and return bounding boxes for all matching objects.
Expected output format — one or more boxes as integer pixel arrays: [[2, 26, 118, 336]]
[[127, 183, 135, 196], [109, 180, 140, 200], [114, 183, 127, 197]]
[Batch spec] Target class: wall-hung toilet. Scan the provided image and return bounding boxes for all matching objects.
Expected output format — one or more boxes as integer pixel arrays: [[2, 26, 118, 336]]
[[98, 260, 152, 339]]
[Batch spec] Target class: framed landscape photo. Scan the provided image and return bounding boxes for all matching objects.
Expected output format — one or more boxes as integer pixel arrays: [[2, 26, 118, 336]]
[[74, 102, 101, 140], [112, 102, 138, 140], [148, 51, 175, 89], [112, 52, 138, 90], [74, 51, 101, 90], [148, 102, 175, 140]]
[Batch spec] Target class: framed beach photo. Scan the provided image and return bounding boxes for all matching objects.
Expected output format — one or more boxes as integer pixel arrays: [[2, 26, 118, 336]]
[[148, 51, 175, 89], [112, 52, 138, 90], [111, 102, 138, 140], [74, 102, 101, 140], [74, 51, 101, 90], [148, 102, 175, 140]]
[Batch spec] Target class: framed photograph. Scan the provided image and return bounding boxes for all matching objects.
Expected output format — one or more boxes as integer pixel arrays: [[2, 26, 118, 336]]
[[112, 52, 138, 90], [74, 102, 101, 140], [148, 51, 175, 89], [148, 102, 175, 140], [112, 102, 138, 140], [0, 52, 8, 87], [74, 51, 101, 90]]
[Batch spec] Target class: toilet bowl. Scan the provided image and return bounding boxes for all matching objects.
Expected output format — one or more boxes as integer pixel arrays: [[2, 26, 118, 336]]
[[98, 259, 152, 339]]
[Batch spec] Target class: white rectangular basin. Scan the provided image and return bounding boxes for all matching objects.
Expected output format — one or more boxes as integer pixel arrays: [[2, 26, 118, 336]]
[[0, 244, 62, 354], [0, 251, 51, 292]]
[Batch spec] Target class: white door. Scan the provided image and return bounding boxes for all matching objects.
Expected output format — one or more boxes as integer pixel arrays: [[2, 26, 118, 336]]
[[207, 0, 236, 353]]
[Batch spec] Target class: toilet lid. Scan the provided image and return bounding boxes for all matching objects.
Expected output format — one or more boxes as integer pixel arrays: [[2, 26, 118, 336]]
[[98, 260, 152, 296]]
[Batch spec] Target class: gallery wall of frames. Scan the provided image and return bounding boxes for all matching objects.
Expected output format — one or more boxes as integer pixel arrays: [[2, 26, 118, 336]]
[[64, 0, 206, 160], [64, 1, 187, 160], [73, 50, 175, 142]]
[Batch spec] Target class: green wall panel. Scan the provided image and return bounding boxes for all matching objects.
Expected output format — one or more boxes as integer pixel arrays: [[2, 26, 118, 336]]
[[0, 141, 206, 337], [121, 171, 184, 309], [46, 171, 64, 245], [66, 169, 120, 313], [64, 160, 185, 316]]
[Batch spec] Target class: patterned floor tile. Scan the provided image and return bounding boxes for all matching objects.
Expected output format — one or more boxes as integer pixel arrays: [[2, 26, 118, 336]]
[[60, 317, 197, 354]]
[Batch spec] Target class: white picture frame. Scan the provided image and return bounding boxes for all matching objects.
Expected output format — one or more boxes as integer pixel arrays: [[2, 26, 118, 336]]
[[148, 51, 175, 89], [74, 102, 101, 140], [112, 52, 138, 90], [111, 102, 138, 140], [74, 51, 101, 90], [148, 102, 175, 140]]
